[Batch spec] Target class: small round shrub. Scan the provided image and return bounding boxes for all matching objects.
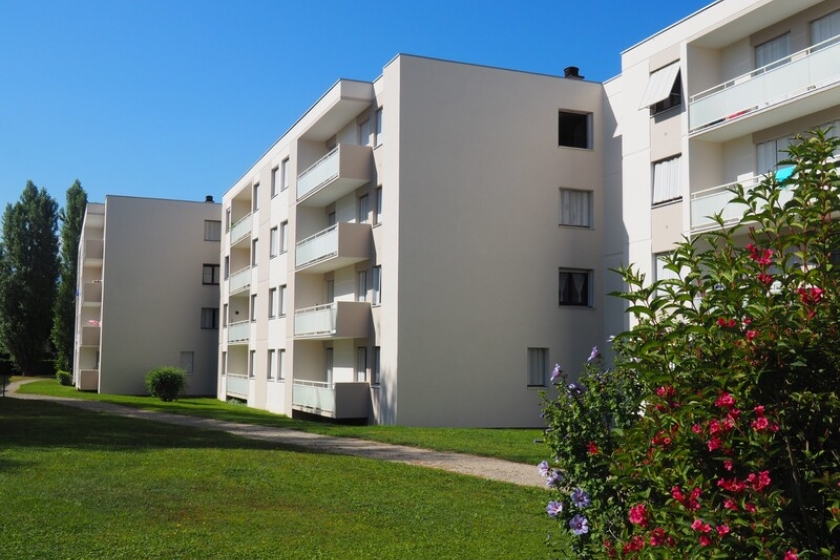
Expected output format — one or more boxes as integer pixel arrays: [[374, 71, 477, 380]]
[[145, 366, 187, 402], [55, 370, 73, 386]]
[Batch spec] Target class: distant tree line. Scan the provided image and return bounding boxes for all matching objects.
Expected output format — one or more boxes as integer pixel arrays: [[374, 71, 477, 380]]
[[0, 180, 87, 376]]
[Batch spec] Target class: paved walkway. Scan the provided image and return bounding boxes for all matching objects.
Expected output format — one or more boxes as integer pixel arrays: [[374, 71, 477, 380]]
[[5, 380, 544, 488]]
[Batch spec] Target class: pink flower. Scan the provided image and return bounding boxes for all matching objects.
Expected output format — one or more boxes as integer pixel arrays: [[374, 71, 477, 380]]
[[708, 437, 722, 452], [723, 498, 738, 511], [586, 441, 600, 455], [649, 527, 666, 547], [752, 417, 770, 431], [623, 535, 645, 552], [746, 329, 757, 341], [691, 424, 703, 435], [724, 460, 733, 471], [691, 519, 711, 533], [629, 504, 648, 527], [715, 392, 736, 408], [699, 535, 712, 547], [757, 272, 773, 285], [745, 503, 757, 513], [784, 551, 799, 560], [716, 524, 730, 537], [754, 405, 765, 417]]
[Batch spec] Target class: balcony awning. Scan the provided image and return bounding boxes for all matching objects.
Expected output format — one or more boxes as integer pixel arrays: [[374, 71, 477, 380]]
[[639, 61, 681, 109]]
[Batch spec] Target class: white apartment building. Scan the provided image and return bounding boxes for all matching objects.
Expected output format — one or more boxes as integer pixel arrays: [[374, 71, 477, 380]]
[[219, 55, 608, 427], [605, 0, 840, 336], [74, 195, 221, 396]]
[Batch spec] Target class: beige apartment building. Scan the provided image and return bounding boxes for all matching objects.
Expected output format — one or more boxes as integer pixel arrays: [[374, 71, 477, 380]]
[[73, 195, 221, 396], [604, 0, 840, 335], [219, 55, 608, 427]]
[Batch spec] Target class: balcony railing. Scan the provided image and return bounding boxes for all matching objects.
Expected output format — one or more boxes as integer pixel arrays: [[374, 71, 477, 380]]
[[690, 35, 840, 133], [83, 238, 104, 262], [228, 266, 251, 294], [292, 380, 370, 419], [77, 369, 99, 391], [80, 325, 100, 347], [293, 301, 370, 339], [226, 374, 249, 399], [690, 171, 795, 232], [227, 320, 251, 343], [295, 222, 371, 272], [296, 144, 372, 206], [81, 282, 102, 305], [230, 213, 253, 244]]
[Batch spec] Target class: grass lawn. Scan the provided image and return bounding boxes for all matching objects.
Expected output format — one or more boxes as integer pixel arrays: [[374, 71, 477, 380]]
[[0, 397, 567, 559], [16, 379, 549, 465]]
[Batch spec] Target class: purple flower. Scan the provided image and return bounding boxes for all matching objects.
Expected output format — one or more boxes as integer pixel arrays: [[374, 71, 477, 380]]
[[550, 363, 563, 383], [567, 382, 586, 397], [537, 460, 550, 478], [587, 346, 600, 363], [546, 470, 564, 488], [571, 488, 591, 508], [569, 514, 589, 535], [546, 501, 564, 518]]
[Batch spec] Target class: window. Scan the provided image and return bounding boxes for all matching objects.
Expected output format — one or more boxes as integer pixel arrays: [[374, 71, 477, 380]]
[[278, 349, 286, 380], [223, 304, 228, 327], [358, 194, 369, 223], [201, 307, 219, 329], [279, 284, 287, 317], [372, 346, 381, 385], [357, 270, 367, 302], [252, 238, 259, 266], [281, 158, 290, 191], [249, 350, 256, 378], [328, 211, 337, 227], [639, 62, 681, 115], [375, 187, 383, 224], [654, 252, 680, 295], [224, 256, 230, 280], [250, 294, 257, 322], [558, 111, 591, 149], [270, 227, 278, 257], [652, 155, 682, 205], [755, 33, 791, 69], [527, 347, 548, 387], [204, 220, 221, 241], [202, 264, 220, 285], [271, 167, 279, 197], [267, 349, 275, 380], [326, 279, 335, 303], [325, 347, 334, 385], [180, 351, 194, 374], [812, 10, 840, 47], [757, 137, 795, 174], [559, 189, 591, 227], [358, 118, 372, 146], [269, 288, 277, 318], [375, 108, 383, 146], [252, 183, 260, 211], [222, 351, 227, 375], [356, 347, 367, 382], [225, 208, 231, 232], [559, 269, 592, 306], [372, 266, 382, 305], [653, 71, 681, 115], [280, 221, 288, 253]]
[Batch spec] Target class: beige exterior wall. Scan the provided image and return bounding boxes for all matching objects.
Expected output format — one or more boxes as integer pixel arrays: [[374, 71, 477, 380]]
[[73, 196, 221, 395]]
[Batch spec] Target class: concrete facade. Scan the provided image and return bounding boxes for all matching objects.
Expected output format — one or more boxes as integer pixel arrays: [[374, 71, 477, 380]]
[[73, 195, 221, 396]]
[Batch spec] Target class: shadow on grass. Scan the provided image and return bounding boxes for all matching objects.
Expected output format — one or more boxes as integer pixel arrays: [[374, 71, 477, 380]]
[[0, 398, 296, 453]]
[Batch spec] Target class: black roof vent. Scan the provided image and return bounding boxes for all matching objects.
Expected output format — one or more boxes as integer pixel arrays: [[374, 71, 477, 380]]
[[205, 195, 214, 203], [564, 66, 584, 80]]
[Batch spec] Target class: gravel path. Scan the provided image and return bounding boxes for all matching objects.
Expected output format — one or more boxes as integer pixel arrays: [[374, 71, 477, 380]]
[[5, 380, 545, 488]]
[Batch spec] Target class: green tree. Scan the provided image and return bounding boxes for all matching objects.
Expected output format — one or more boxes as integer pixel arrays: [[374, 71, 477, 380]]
[[51, 180, 87, 371], [0, 182, 60, 375]]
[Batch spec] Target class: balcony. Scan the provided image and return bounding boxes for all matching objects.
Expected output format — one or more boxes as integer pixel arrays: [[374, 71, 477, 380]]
[[292, 380, 370, 419], [77, 369, 99, 391], [81, 282, 102, 306], [690, 171, 795, 233], [228, 266, 252, 295], [293, 301, 370, 340], [226, 374, 249, 399], [297, 144, 372, 207], [83, 238, 103, 264], [689, 35, 840, 141], [230, 213, 253, 245], [80, 325, 100, 347], [227, 320, 251, 344], [295, 222, 371, 273]]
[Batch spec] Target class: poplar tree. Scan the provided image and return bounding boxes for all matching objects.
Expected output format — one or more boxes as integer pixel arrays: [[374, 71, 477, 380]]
[[0, 182, 60, 375], [51, 180, 87, 372]]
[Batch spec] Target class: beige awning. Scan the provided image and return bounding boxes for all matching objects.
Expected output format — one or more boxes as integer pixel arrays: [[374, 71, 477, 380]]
[[639, 61, 681, 109]]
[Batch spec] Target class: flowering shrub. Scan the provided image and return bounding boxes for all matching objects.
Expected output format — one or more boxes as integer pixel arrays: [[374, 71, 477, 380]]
[[541, 131, 840, 559]]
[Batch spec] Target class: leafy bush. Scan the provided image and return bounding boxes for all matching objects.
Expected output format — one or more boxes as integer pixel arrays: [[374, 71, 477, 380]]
[[145, 366, 187, 402], [541, 130, 840, 559], [55, 369, 73, 386]]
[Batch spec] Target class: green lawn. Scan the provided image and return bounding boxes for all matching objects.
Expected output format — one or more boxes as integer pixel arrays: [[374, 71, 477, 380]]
[[16, 379, 549, 465], [0, 397, 567, 559]]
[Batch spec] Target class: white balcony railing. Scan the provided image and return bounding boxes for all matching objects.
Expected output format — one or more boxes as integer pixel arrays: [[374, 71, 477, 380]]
[[294, 303, 337, 338], [230, 213, 253, 244], [293, 301, 371, 339], [81, 282, 102, 305], [690, 35, 840, 133], [690, 171, 796, 232], [226, 374, 249, 398], [296, 144, 372, 205], [83, 238, 104, 261], [228, 266, 251, 294], [297, 147, 341, 200], [296, 224, 339, 268], [293, 380, 335, 415], [292, 380, 371, 419], [227, 320, 251, 343]]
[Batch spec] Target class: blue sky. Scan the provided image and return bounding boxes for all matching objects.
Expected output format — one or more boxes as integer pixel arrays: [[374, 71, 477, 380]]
[[0, 0, 712, 213]]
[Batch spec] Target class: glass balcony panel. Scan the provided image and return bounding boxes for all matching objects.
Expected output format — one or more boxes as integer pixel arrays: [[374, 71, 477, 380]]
[[227, 320, 251, 343], [230, 213, 253, 244], [229, 266, 252, 294]]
